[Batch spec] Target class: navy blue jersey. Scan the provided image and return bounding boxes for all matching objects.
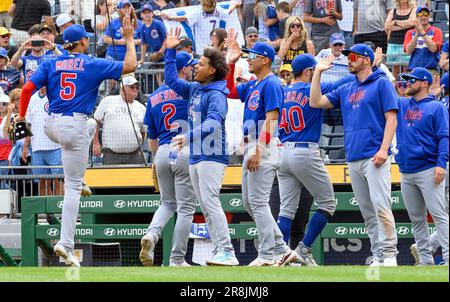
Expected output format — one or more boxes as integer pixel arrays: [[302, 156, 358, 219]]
[[0, 67, 21, 95], [144, 84, 189, 145]]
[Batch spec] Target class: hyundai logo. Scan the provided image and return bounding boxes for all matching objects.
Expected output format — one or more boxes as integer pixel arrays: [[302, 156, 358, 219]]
[[47, 228, 59, 237], [104, 228, 116, 236], [114, 200, 126, 208], [335, 227, 348, 235], [229, 198, 243, 207], [349, 197, 359, 206], [57, 201, 64, 209], [397, 226, 410, 235], [246, 228, 258, 236]]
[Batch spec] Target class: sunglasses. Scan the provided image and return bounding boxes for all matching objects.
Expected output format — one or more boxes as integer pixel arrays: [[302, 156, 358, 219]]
[[417, 12, 429, 17], [248, 52, 264, 60], [348, 53, 365, 62], [396, 81, 408, 89], [333, 43, 344, 47], [406, 78, 419, 84], [290, 23, 302, 29]]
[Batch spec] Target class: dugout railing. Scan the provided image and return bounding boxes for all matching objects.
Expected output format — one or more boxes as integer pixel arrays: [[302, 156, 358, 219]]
[[20, 191, 429, 266]]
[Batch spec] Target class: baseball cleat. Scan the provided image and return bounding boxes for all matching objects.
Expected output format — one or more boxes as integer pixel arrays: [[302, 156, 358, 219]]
[[140, 233, 156, 266], [206, 251, 239, 266], [295, 242, 318, 266], [54, 243, 80, 267], [274, 247, 299, 267], [383, 256, 398, 267], [81, 181, 92, 197], [369, 257, 383, 267], [248, 257, 277, 267], [169, 261, 191, 267], [410, 243, 419, 265]]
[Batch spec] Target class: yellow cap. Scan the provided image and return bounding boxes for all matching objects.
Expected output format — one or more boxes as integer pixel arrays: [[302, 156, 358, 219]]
[[279, 64, 293, 73], [0, 27, 12, 36]]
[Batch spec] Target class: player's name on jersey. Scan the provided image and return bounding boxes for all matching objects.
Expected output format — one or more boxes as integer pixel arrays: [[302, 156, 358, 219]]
[[55, 58, 85, 71]]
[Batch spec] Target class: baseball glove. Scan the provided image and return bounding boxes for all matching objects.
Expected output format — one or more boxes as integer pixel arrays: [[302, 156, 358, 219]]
[[152, 164, 160, 193], [8, 119, 33, 144]]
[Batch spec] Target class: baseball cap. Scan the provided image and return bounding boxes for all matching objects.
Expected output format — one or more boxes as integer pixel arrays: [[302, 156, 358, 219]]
[[0, 27, 12, 36], [56, 13, 73, 28], [279, 64, 293, 73], [176, 51, 199, 70], [0, 47, 7, 59], [242, 42, 276, 62], [291, 54, 317, 74], [401, 67, 433, 84], [177, 36, 193, 50], [118, 0, 132, 9], [0, 94, 9, 104], [122, 73, 138, 86], [440, 72, 448, 92], [330, 32, 345, 45], [245, 27, 258, 36], [396, 73, 407, 82], [39, 24, 55, 35], [342, 43, 375, 63], [63, 24, 94, 44], [416, 5, 430, 15], [140, 4, 153, 12]]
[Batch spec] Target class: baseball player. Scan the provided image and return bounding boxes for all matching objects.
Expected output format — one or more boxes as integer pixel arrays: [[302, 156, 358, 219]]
[[276, 54, 355, 266], [310, 44, 399, 266], [139, 51, 198, 267], [226, 32, 297, 266], [164, 28, 238, 266], [16, 20, 137, 267], [395, 68, 449, 266]]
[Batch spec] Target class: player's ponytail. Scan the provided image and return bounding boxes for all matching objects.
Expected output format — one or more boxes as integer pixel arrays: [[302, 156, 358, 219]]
[[62, 41, 80, 51]]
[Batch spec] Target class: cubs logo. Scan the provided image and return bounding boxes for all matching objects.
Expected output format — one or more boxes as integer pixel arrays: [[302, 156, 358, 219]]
[[26, 70, 35, 81], [151, 29, 159, 39], [248, 90, 260, 111], [44, 101, 50, 113]]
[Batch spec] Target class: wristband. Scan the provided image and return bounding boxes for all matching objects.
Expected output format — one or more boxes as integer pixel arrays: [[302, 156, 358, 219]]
[[259, 130, 271, 145]]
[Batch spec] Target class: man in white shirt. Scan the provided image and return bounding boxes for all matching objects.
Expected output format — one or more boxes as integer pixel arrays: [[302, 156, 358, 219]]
[[93, 73, 147, 165], [315, 32, 349, 83]]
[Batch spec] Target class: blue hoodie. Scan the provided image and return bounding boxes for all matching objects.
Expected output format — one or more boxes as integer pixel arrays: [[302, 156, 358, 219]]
[[325, 68, 398, 162], [165, 48, 229, 165], [395, 96, 449, 174]]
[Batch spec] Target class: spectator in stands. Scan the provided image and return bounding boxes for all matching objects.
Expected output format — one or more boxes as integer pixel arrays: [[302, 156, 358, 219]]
[[337, 0, 354, 47], [24, 86, 63, 196], [93, 74, 147, 165], [0, 0, 13, 29], [244, 26, 258, 49], [39, 23, 65, 57], [279, 63, 293, 85], [439, 40, 449, 71], [353, 0, 393, 53], [253, 0, 272, 40], [385, 0, 416, 78], [145, 0, 176, 22], [210, 28, 227, 51], [139, 4, 167, 63], [9, 0, 53, 46], [104, 0, 142, 61], [0, 93, 12, 189], [0, 27, 18, 61], [276, 1, 291, 41], [304, 0, 343, 54], [315, 32, 349, 82], [239, 0, 256, 32], [278, 16, 314, 65], [54, 13, 75, 45], [0, 47, 21, 95], [404, 5, 442, 81], [177, 36, 198, 57], [94, 0, 115, 58], [394, 73, 408, 97]]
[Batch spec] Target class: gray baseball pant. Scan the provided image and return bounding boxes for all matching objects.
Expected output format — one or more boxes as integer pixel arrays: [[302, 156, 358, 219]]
[[242, 140, 288, 259], [348, 158, 398, 259], [430, 162, 449, 254], [401, 167, 449, 265], [146, 144, 197, 264], [278, 144, 336, 220], [45, 113, 97, 250], [189, 160, 235, 255]]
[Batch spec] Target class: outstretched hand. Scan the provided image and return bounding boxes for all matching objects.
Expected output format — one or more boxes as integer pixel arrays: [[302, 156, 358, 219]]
[[372, 47, 384, 68], [225, 28, 241, 64], [167, 27, 183, 49], [122, 15, 135, 40], [316, 55, 336, 73]]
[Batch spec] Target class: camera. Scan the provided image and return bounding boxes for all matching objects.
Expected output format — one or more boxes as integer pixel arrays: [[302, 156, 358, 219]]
[[31, 40, 45, 47]]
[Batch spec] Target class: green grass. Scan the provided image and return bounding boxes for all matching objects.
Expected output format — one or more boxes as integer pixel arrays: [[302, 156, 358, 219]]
[[0, 266, 448, 282]]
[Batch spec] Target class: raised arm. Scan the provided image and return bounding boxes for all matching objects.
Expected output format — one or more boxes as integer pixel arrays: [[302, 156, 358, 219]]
[[225, 28, 242, 99], [122, 15, 138, 74], [310, 55, 336, 109]]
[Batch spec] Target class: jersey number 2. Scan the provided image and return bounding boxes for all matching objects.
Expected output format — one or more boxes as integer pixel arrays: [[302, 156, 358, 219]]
[[60, 73, 77, 101], [162, 104, 179, 131], [279, 106, 305, 133]]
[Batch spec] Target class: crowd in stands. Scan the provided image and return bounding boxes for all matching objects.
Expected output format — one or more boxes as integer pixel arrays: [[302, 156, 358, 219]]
[[0, 0, 448, 183]]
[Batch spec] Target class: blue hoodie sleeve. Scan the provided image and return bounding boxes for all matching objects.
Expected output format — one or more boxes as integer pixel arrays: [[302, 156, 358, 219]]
[[435, 103, 449, 169], [325, 85, 343, 109], [321, 74, 355, 94], [378, 78, 399, 113], [164, 48, 194, 100]]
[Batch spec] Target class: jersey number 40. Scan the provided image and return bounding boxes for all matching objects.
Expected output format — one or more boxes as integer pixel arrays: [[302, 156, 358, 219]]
[[60, 73, 77, 101], [279, 106, 305, 133]]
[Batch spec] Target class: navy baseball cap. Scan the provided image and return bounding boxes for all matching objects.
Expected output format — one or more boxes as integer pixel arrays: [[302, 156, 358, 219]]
[[441, 72, 449, 92], [140, 4, 153, 12], [63, 24, 94, 44], [291, 54, 317, 74], [416, 5, 430, 15], [330, 32, 345, 45], [342, 43, 374, 63], [176, 51, 198, 70], [0, 47, 7, 58], [118, 0, 132, 9], [401, 67, 433, 84], [242, 42, 276, 62]]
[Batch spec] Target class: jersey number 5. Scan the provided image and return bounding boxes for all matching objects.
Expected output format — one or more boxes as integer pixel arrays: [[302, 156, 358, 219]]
[[162, 104, 179, 131], [60, 73, 77, 101], [279, 106, 305, 133]]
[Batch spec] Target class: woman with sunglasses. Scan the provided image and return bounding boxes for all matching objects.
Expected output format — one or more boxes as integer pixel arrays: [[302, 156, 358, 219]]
[[278, 16, 314, 65]]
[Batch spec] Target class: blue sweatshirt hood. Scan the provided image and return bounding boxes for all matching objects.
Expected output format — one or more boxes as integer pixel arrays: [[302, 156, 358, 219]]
[[200, 80, 229, 94]]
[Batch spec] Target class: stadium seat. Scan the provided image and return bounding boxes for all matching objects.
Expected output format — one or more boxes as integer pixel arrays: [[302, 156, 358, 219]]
[[433, 11, 448, 22], [321, 123, 333, 136], [333, 125, 344, 134], [319, 135, 330, 147], [330, 137, 344, 147], [328, 148, 346, 163]]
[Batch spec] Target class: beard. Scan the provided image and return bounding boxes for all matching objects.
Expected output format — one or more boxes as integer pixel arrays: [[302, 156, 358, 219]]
[[406, 86, 419, 96]]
